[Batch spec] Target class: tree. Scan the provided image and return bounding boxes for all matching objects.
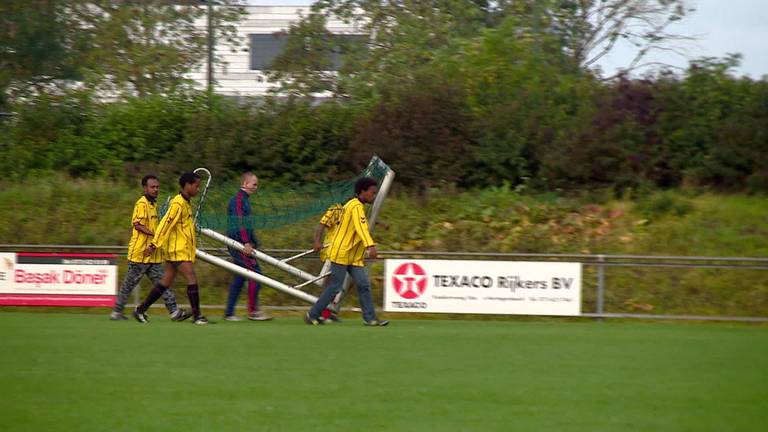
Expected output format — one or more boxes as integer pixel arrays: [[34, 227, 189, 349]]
[[0, 0, 86, 110], [269, 0, 492, 100], [655, 54, 768, 190], [544, 0, 694, 75], [1, 1, 246, 105], [76, 0, 246, 98], [349, 77, 474, 190], [541, 77, 667, 190], [266, 12, 341, 97], [269, 0, 695, 100], [440, 13, 598, 188]]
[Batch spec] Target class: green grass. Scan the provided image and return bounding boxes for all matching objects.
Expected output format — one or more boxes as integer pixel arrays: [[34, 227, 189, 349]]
[[1, 312, 766, 431]]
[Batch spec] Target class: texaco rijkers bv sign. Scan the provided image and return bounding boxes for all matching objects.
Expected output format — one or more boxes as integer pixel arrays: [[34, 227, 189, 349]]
[[384, 259, 582, 316]]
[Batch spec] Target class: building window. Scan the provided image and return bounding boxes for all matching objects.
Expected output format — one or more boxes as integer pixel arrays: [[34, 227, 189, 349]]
[[249, 34, 288, 70], [250, 33, 366, 71], [330, 35, 366, 70]]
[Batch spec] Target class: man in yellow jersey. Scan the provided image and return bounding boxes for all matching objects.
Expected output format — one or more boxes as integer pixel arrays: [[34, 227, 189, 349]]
[[134, 172, 209, 325], [312, 203, 343, 322], [313, 203, 343, 267], [314, 202, 390, 322], [110, 175, 191, 321], [305, 177, 389, 326]]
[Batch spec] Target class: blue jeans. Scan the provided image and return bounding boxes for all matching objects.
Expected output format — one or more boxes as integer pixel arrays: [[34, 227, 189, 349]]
[[309, 262, 377, 322], [226, 249, 262, 316]]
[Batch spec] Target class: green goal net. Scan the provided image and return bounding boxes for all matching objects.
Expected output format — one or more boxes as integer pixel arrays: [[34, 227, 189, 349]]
[[192, 155, 392, 237]]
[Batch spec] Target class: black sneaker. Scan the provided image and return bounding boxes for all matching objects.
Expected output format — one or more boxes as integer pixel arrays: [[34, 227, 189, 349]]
[[170, 308, 193, 322], [304, 312, 323, 326], [132, 309, 149, 323], [192, 316, 209, 325], [363, 319, 389, 327]]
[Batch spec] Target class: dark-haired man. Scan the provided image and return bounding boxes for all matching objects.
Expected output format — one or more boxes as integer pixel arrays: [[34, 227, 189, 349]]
[[134, 172, 209, 325], [110, 175, 190, 322], [305, 177, 389, 326], [313, 202, 344, 322]]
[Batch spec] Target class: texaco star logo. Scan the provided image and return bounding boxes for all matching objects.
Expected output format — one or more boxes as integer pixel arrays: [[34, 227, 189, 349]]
[[392, 262, 427, 299]]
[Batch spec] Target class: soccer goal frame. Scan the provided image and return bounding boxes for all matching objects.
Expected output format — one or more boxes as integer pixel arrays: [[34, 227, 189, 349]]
[[192, 157, 396, 305]]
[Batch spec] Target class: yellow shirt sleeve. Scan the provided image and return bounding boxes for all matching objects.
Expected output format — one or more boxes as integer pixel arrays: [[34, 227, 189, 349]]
[[132, 201, 148, 226], [319, 208, 334, 227], [350, 203, 375, 248], [319, 204, 342, 227], [151, 201, 181, 249]]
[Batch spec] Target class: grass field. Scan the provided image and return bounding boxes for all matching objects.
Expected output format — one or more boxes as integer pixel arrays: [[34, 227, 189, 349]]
[[1, 312, 766, 431]]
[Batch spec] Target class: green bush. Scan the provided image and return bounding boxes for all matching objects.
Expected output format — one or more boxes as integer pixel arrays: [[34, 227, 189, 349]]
[[634, 191, 694, 219], [1, 54, 767, 193]]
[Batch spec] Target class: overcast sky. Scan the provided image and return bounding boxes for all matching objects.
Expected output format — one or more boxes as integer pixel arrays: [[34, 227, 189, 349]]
[[244, 0, 768, 79], [598, 0, 768, 78]]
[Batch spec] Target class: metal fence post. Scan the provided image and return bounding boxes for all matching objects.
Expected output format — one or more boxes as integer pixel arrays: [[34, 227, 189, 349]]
[[596, 255, 605, 318]]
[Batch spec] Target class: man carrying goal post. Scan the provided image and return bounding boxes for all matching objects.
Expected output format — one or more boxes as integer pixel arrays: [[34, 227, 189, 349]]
[[305, 177, 389, 326], [313, 201, 389, 322]]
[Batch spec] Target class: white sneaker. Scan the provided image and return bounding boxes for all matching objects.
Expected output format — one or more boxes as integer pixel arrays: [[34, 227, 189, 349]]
[[248, 310, 273, 321], [224, 315, 243, 322]]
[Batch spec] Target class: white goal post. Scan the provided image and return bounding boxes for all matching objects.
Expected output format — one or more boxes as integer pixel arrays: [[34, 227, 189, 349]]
[[193, 159, 396, 304]]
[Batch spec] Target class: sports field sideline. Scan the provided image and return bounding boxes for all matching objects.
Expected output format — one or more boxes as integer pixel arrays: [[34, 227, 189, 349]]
[[0, 312, 766, 431]]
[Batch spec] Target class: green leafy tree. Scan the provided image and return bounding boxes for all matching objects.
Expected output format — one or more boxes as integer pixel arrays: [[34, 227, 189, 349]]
[[1, 1, 246, 105], [655, 55, 768, 190], [266, 13, 342, 97], [0, 91, 97, 177], [542, 78, 665, 191], [179, 97, 358, 182], [348, 76, 474, 190], [268, 0, 694, 101], [269, 0, 492, 101], [441, 14, 598, 187], [0, 0, 89, 110], [76, 0, 246, 98]]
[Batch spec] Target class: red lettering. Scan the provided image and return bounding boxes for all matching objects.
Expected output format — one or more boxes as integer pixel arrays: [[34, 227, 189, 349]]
[[15, 270, 60, 285], [64, 270, 107, 285]]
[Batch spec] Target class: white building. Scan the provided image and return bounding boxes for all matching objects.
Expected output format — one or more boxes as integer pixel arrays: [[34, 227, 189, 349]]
[[188, 5, 360, 97]]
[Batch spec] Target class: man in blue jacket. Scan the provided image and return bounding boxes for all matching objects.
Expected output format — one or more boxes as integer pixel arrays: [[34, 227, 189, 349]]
[[225, 172, 271, 321]]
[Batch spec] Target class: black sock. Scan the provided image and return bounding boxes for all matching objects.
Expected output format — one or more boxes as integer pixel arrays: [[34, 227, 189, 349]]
[[138, 283, 168, 313], [187, 284, 200, 318]]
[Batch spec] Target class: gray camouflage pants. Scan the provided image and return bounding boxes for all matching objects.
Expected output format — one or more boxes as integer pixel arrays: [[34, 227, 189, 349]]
[[113, 262, 177, 314]]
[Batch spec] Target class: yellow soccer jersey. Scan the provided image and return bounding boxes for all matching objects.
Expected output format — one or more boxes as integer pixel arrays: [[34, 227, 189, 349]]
[[150, 194, 197, 262], [326, 198, 375, 266], [319, 203, 343, 262], [126, 196, 164, 263]]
